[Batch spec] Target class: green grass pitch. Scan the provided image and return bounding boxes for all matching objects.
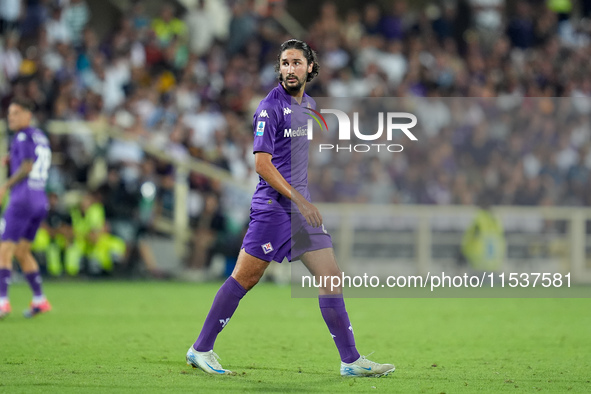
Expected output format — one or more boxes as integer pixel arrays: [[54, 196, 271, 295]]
[[1, 280, 590, 393]]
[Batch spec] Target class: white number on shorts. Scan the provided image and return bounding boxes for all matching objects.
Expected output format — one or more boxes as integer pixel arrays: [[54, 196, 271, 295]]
[[30, 146, 52, 183]]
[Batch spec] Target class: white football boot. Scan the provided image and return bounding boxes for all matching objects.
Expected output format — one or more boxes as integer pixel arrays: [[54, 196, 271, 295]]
[[340, 355, 395, 377], [186, 347, 234, 375]]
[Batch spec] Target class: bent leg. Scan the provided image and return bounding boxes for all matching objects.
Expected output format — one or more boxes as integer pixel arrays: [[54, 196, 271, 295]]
[[14, 240, 46, 301], [15, 239, 40, 273], [193, 249, 269, 351], [302, 248, 360, 363], [300, 247, 342, 295], [0, 241, 16, 302], [0, 241, 16, 269], [231, 248, 270, 290]]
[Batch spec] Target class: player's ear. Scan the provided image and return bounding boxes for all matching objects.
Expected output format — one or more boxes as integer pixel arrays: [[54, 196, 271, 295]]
[[308, 61, 314, 74]]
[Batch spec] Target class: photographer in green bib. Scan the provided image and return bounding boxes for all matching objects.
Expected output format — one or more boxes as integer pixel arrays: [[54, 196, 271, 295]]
[[461, 194, 506, 272], [33, 191, 126, 276], [71, 192, 126, 275], [31, 192, 77, 276]]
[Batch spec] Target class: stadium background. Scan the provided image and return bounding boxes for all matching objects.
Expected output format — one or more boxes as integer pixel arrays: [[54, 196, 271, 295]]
[[1, 1, 591, 393], [1, 0, 591, 283]]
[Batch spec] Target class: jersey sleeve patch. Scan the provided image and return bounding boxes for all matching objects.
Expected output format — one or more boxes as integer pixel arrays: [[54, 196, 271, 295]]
[[256, 121, 266, 136], [253, 99, 281, 155]]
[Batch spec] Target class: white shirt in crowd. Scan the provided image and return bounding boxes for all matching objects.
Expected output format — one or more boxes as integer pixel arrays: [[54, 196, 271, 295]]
[[0, 0, 22, 22]]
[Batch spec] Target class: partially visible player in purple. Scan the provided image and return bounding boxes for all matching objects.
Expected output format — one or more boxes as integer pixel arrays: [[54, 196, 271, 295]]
[[0, 98, 52, 319], [186, 39, 395, 377]]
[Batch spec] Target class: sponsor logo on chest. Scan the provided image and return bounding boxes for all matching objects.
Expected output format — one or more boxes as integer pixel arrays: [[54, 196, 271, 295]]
[[283, 126, 308, 138]]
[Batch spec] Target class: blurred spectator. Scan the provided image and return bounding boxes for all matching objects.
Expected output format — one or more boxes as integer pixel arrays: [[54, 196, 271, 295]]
[[506, 1, 535, 49], [185, 0, 216, 57], [45, 5, 70, 46], [31, 192, 76, 276], [107, 106, 145, 183], [376, 39, 406, 86], [62, 0, 90, 46], [547, 0, 572, 22], [363, 158, 396, 204], [380, 1, 408, 41], [342, 9, 364, 48], [0, 0, 23, 34], [469, 0, 504, 36], [151, 4, 187, 47], [71, 191, 125, 275], [227, 0, 258, 55], [432, 3, 457, 43], [334, 164, 365, 203], [130, 1, 150, 31], [258, 0, 289, 52], [188, 193, 228, 271], [20, 0, 50, 39], [0, 32, 22, 82], [100, 163, 160, 277], [461, 193, 506, 271], [102, 165, 140, 245], [313, 1, 342, 38]]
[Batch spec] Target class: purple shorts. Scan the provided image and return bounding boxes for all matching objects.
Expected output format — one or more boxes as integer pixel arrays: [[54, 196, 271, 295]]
[[241, 207, 333, 263], [1, 195, 48, 242]]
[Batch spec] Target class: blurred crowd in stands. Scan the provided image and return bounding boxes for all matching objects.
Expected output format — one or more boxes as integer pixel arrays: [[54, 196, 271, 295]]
[[1, 0, 591, 275]]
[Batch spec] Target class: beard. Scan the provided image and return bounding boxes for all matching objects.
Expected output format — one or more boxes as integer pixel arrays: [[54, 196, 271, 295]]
[[282, 74, 306, 94]]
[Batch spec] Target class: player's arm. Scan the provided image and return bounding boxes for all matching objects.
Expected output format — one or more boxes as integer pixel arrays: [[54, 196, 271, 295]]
[[254, 152, 322, 227], [0, 159, 33, 202], [1, 159, 33, 191]]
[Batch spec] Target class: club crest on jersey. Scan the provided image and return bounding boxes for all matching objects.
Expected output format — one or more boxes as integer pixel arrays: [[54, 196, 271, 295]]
[[259, 109, 269, 118], [256, 121, 265, 136], [283, 107, 292, 116], [17, 133, 27, 141], [261, 242, 274, 254]]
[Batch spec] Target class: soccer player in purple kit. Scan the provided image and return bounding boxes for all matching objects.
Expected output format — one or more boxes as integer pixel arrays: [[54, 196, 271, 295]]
[[186, 39, 395, 377], [0, 98, 52, 319]]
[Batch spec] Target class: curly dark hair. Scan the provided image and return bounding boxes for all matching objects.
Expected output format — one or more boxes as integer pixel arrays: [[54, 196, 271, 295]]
[[275, 39, 320, 83], [9, 97, 35, 113]]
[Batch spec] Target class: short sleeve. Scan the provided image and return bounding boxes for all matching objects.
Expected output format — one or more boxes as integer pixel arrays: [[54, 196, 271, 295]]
[[16, 132, 36, 161], [252, 100, 280, 155]]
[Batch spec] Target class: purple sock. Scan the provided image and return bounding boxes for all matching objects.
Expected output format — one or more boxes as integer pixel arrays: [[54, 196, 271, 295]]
[[193, 276, 247, 352], [0, 269, 11, 298], [319, 294, 360, 364], [24, 271, 43, 297]]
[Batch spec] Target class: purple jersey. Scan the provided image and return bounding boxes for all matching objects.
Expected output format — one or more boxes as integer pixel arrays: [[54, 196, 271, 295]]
[[1, 126, 50, 242], [9, 126, 51, 198], [251, 83, 315, 212]]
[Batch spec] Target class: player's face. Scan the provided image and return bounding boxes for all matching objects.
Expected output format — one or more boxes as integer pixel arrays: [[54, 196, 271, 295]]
[[7, 104, 32, 131], [280, 49, 314, 94]]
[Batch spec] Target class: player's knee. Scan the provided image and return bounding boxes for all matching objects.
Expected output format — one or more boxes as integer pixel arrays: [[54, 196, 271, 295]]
[[237, 273, 261, 291], [232, 267, 265, 290], [315, 268, 342, 280], [14, 248, 30, 262], [330, 268, 343, 277], [232, 251, 269, 290], [313, 269, 343, 294]]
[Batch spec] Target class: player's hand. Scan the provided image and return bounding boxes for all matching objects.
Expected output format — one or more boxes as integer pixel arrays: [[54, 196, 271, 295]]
[[0, 185, 7, 203], [297, 199, 323, 228], [1, 155, 9, 166]]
